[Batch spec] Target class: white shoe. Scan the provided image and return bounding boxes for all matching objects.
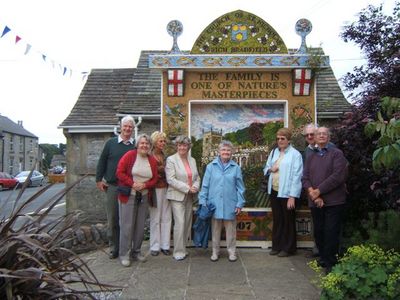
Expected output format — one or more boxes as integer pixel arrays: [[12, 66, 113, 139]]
[[120, 258, 131, 267], [174, 255, 186, 261], [228, 254, 237, 262], [210, 253, 219, 262]]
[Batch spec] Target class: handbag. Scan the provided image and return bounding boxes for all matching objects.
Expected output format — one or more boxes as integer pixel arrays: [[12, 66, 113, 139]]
[[117, 186, 131, 196]]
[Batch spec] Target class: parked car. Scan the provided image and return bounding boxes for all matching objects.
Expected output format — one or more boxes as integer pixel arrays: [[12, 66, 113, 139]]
[[0, 172, 19, 191], [15, 170, 45, 187]]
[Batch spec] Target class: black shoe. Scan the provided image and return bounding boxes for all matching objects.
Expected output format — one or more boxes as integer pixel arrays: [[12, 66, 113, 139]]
[[151, 250, 160, 256], [278, 251, 289, 257], [269, 249, 279, 256], [161, 249, 170, 256], [317, 259, 327, 268], [109, 252, 118, 259]]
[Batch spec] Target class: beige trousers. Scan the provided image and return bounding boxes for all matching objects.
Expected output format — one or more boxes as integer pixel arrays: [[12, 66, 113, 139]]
[[211, 218, 237, 256], [170, 195, 193, 258], [149, 187, 172, 251]]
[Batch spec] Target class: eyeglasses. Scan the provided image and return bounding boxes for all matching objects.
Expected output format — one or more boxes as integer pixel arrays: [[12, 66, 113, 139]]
[[316, 132, 329, 136], [303, 133, 314, 137], [276, 137, 287, 141]]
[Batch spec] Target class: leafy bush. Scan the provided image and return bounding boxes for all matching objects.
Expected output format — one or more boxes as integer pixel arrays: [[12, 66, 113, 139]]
[[363, 210, 400, 252], [0, 172, 116, 299], [310, 244, 400, 300]]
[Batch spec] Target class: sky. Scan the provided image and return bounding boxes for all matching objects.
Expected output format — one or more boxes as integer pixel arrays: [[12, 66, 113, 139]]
[[0, 0, 395, 144]]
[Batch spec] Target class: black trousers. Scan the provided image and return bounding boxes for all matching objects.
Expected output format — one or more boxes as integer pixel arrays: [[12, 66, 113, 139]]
[[270, 190, 297, 253], [311, 204, 345, 268]]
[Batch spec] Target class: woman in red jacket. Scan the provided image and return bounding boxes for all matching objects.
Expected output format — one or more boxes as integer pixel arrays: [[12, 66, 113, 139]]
[[116, 133, 158, 267]]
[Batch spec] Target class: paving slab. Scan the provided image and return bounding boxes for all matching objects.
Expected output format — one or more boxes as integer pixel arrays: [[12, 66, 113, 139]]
[[80, 244, 321, 300]]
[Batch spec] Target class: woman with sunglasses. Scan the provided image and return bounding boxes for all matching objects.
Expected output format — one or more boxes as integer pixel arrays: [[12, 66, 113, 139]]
[[263, 128, 303, 257]]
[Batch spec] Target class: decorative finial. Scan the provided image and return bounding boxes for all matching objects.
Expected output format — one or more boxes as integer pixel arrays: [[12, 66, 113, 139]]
[[295, 19, 312, 54], [167, 20, 183, 54]]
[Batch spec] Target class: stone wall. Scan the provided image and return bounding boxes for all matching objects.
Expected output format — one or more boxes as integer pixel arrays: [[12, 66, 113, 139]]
[[64, 119, 160, 224]]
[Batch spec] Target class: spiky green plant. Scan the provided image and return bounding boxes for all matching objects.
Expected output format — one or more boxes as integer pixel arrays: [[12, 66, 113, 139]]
[[0, 169, 119, 299]]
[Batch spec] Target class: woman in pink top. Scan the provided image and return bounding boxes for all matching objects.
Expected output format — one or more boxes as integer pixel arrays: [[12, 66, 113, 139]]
[[165, 135, 200, 260]]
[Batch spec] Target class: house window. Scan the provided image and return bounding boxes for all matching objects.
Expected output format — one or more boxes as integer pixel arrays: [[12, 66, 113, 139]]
[[19, 137, 24, 152], [9, 135, 14, 152], [9, 157, 14, 174], [30, 139, 33, 152]]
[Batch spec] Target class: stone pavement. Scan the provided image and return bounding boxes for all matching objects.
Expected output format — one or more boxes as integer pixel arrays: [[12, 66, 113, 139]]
[[81, 243, 321, 300]]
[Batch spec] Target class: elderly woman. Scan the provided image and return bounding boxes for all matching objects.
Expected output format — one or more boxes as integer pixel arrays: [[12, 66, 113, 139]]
[[263, 128, 303, 257], [149, 131, 172, 256], [165, 135, 200, 261], [199, 140, 245, 262], [116, 134, 158, 267]]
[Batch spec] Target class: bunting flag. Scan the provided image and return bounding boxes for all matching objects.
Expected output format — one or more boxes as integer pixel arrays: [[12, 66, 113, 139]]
[[0, 23, 89, 80], [1, 25, 10, 37], [24, 43, 32, 55], [167, 69, 184, 97], [293, 69, 312, 96]]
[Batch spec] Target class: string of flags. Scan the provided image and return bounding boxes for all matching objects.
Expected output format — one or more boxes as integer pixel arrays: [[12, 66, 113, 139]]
[[0, 22, 89, 80]]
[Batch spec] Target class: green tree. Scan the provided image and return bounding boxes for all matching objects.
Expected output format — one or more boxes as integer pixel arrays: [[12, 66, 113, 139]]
[[365, 97, 400, 172], [40, 143, 65, 171]]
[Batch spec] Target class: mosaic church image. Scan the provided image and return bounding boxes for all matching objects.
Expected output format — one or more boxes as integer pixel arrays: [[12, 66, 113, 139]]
[[60, 10, 351, 246]]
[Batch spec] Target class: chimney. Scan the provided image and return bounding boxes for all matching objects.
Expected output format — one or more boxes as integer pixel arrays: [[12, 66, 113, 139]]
[[18, 120, 23, 127]]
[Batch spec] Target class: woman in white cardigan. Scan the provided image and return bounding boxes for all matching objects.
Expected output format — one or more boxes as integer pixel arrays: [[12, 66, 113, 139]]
[[165, 135, 200, 261]]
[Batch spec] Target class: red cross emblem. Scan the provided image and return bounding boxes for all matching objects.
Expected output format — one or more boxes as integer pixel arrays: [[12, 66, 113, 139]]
[[293, 69, 312, 96], [168, 70, 184, 97]]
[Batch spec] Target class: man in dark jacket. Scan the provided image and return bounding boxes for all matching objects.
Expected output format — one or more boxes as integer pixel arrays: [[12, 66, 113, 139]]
[[302, 127, 347, 273], [96, 115, 136, 259]]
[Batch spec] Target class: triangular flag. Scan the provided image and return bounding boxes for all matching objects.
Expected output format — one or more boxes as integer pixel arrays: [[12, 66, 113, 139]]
[[81, 72, 88, 81], [1, 26, 11, 38], [24, 44, 32, 55], [15, 35, 21, 43]]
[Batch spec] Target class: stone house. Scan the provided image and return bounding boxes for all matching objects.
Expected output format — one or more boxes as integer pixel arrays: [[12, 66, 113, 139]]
[[0, 115, 41, 175]]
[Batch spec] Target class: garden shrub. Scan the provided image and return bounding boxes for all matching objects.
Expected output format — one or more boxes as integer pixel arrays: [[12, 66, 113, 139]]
[[310, 244, 400, 300]]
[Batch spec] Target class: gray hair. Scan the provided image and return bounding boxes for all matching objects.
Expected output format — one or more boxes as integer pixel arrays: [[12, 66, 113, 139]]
[[316, 127, 331, 138], [136, 133, 152, 147], [174, 135, 191, 148], [303, 123, 317, 135], [218, 140, 234, 152], [121, 115, 135, 127]]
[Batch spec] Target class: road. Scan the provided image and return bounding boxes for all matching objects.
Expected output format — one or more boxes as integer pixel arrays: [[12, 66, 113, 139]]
[[0, 183, 66, 224]]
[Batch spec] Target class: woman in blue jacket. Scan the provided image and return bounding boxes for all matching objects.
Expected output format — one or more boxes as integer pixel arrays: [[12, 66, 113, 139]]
[[199, 140, 245, 262], [263, 128, 303, 257]]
